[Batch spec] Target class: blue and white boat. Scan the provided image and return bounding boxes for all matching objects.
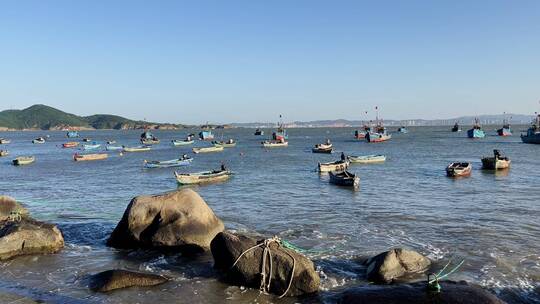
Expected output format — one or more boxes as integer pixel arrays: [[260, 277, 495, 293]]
[[106, 145, 123, 151], [144, 156, 193, 168], [521, 114, 540, 144], [467, 119, 485, 138], [199, 130, 215, 141], [66, 131, 79, 138], [497, 116, 512, 136], [83, 142, 101, 150], [397, 126, 408, 133]]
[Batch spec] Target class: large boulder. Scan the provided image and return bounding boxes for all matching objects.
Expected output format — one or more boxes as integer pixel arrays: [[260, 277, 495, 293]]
[[334, 281, 505, 304], [107, 189, 224, 252], [89, 269, 168, 292], [365, 248, 431, 283], [211, 231, 320, 297], [0, 217, 64, 260], [0, 196, 28, 221]]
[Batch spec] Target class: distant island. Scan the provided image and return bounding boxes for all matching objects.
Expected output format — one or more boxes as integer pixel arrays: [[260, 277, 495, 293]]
[[0, 104, 189, 131], [0, 104, 535, 131]]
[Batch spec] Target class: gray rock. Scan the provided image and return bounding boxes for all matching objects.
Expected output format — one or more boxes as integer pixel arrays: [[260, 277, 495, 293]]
[[107, 189, 224, 252], [335, 281, 505, 304], [0, 196, 28, 222], [0, 217, 64, 260], [365, 248, 431, 283], [89, 269, 168, 292], [211, 231, 320, 297]]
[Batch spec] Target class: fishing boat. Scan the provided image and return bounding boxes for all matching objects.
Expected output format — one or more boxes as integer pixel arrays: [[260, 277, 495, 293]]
[[366, 107, 391, 142], [481, 149, 511, 170], [123, 146, 151, 152], [66, 131, 79, 138], [172, 139, 195, 146], [174, 167, 232, 185], [199, 130, 215, 141], [318, 159, 349, 173], [262, 140, 288, 148], [144, 156, 193, 168], [451, 122, 462, 132], [446, 162, 472, 177], [354, 125, 371, 139], [497, 115, 512, 136], [73, 153, 108, 161], [12, 156, 35, 166], [397, 126, 408, 133], [82, 143, 101, 150], [62, 142, 79, 148], [254, 128, 264, 136], [0, 150, 9, 157], [82, 138, 91, 142], [467, 118, 485, 138], [312, 141, 333, 154], [0, 138, 11, 144], [521, 113, 540, 144], [192, 146, 224, 154], [140, 129, 159, 145], [329, 171, 359, 188], [106, 145, 124, 151], [32, 137, 46, 144], [213, 139, 237, 148], [348, 154, 386, 164], [272, 115, 288, 141]]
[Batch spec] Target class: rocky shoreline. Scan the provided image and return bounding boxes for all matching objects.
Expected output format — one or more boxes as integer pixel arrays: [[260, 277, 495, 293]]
[[0, 192, 507, 303]]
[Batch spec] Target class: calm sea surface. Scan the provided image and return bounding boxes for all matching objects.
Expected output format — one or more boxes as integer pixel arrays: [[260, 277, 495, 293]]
[[0, 127, 539, 303]]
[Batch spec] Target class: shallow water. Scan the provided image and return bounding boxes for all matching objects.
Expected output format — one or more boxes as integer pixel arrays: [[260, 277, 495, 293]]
[[0, 127, 539, 303]]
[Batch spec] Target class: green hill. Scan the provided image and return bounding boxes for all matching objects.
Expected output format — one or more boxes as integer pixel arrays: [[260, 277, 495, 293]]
[[0, 104, 185, 130]]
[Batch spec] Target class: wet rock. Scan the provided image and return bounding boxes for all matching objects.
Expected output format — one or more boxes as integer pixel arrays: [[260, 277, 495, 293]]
[[210, 231, 320, 297], [89, 269, 168, 292], [365, 248, 431, 283], [0, 217, 64, 260], [334, 281, 505, 304], [0, 196, 28, 221], [107, 189, 224, 252]]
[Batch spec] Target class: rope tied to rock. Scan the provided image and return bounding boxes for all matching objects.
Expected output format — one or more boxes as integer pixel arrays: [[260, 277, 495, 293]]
[[427, 259, 465, 292], [230, 236, 296, 298]]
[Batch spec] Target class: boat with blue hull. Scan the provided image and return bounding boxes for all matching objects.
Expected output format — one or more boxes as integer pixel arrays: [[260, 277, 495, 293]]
[[144, 156, 193, 168], [467, 119, 485, 138], [521, 114, 540, 144], [66, 131, 79, 138], [199, 130, 215, 141], [366, 107, 391, 142], [397, 126, 408, 133]]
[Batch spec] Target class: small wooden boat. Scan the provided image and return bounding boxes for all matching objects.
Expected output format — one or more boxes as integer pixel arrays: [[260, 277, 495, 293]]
[[318, 159, 349, 173], [106, 145, 124, 151], [482, 150, 511, 170], [397, 126, 408, 133], [73, 153, 108, 161], [348, 155, 386, 164], [144, 157, 193, 168], [446, 162, 472, 177], [82, 143, 101, 150], [141, 138, 160, 145], [312, 143, 333, 154], [262, 140, 288, 148], [0, 138, 11, 144], [66, 131, 79, 138], [0, 150, 9, 157], [212, 140, 237, 148], [107, 140, 116, 144], [521, 114, 540, 144], [123, 146, 151, 152], [193, 146, 224, 154], [254, 128, 264, 136], [329, 171, 359, 188], [172, 139, 195, 146], [366, 129, 391, 142], [82, 138, 91, 142], [32, 137, 46, 144], [12, 156, 35, 166], [62, 142, 79, 148], [174, 169, 231, 185]]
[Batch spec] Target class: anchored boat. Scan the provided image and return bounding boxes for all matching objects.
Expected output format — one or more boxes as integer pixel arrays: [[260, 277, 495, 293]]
[[140, 129, 160, 145], [0, 138, 11, 144], [13, 156, 35, 166], [82, 143, 101, 150], [467, 118, 485, 138], [123, 146, 151, 152], [497, 115, 512, 136], [446, 162, 472, 177], [174, 167, 231, 185], [318, 159, 349, 173], [366, 107, 391, 142], [254, 128, 264, 136], [397, 126, 408, 133], [144, 156, 193, 168], [66, 131, 79, 138], [312, 140, 333, 154], [272, 115, 288, 141], [199, 130, 215, 141], [329, 171, 359, 188], [193, 146, 224, 154], [106, 145, 123, 151], [521, 113, 540, 144], [451, 122, 462, 132], [172, 138, 195, 146], [32, 137, 46, 144], [0, 150, 9, 157], [213, 139, 237, 148], [73, 153, 108, 161], [348, 154, 386, 164], [481, 149, 511, 170], [62, 142, 79, 148], [262, 140, 288, 148], [354, 125, 371, 139]]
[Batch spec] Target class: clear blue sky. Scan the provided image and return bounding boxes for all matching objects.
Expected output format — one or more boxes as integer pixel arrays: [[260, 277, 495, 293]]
[[1, 0, 539, 124]]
